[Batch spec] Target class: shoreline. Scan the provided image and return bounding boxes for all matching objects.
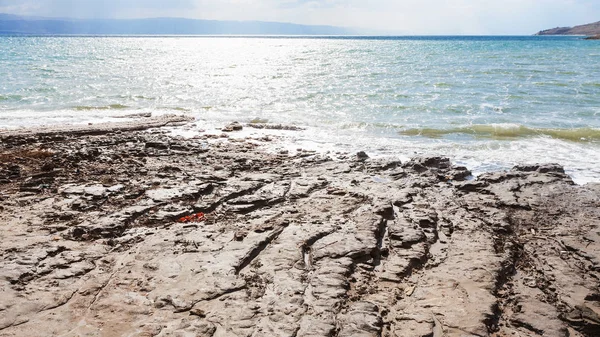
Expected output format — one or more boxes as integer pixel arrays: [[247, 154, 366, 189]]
[[0, 114, 194, 140], [3, 35, 600, 186], [1, 119, 600, 336]]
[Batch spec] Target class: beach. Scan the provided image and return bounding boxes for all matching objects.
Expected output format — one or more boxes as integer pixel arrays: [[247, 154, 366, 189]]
[[2, 36, 600, 184], [1, 116, 599, 336]]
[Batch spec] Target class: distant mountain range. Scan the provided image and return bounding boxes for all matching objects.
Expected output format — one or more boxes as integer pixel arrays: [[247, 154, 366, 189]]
[[536, 21, 600, 37], [0, 13, 354, 35]]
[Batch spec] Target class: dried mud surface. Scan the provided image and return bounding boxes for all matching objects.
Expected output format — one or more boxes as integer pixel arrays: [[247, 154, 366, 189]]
[[0, 121, 599, 337]]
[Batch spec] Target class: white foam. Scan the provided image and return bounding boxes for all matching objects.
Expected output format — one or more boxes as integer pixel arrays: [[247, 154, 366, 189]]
[[0, 109, 175, 129], [169, 121, 600, 185]]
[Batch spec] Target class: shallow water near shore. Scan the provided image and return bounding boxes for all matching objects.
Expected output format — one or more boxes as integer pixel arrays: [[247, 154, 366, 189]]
[[1, 35, 599, 183]]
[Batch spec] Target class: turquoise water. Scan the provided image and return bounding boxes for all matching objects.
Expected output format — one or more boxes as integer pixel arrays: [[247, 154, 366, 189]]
[[1, 36, 599, 182]]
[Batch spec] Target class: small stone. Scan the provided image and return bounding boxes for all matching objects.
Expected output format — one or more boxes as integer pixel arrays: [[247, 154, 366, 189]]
[[356, 151, 369, 161], [222, 122, 243, 132], [190, 308, 206, 317], [234, 230, 248, 241]]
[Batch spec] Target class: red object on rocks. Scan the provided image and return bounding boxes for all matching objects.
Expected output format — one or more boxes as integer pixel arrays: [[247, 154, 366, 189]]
[[178, 212, 206, 223]]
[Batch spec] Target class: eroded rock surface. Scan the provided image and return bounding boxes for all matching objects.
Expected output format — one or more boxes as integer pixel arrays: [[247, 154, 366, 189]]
[[0, 124, 599, 337]]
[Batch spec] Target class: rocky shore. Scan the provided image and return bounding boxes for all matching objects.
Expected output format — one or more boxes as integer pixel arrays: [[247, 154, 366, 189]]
[[536, 21, 600, 36], [1, 117, 599, 337]]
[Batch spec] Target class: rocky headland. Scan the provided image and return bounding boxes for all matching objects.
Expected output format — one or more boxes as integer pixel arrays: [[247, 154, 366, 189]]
[[536, 21, 600, 36], [0, 117, 599, 337]]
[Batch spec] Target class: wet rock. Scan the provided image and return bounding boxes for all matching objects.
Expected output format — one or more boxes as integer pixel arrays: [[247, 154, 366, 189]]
[[513, 163, 566, 174], [356, 151, 370, 161], [400, 157, 445, 176], [456, 180, 489, 192], [222, 121, 243, 132], [445, 166, 471, 181]]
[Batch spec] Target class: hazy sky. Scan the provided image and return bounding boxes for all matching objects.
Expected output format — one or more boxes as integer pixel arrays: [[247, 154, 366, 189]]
[[1, 0, 599, 34]]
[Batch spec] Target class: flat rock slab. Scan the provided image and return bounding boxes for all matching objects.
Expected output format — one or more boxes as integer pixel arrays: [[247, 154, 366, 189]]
[[0, 124, 599, 337]]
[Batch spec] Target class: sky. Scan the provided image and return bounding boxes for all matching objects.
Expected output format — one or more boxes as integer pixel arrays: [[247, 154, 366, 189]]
[[0, 0, 599, 35]]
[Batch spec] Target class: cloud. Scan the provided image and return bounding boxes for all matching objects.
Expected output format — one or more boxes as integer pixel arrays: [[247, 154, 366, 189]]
[[1, 0, 599, 34], [186, 0, 600, 34], [0, 0, 195, 19]]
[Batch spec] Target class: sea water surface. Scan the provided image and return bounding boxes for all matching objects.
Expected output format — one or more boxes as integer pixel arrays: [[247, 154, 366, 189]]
[[1, 36, 599, 183]]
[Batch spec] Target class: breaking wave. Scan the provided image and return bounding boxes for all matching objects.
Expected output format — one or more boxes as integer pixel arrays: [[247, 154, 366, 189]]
[[400, 124, 600, 142]]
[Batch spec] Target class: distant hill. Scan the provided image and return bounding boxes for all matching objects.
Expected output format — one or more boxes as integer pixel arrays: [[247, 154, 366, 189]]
[[536, 21, 600, 36], [0, 14, 354, 35]]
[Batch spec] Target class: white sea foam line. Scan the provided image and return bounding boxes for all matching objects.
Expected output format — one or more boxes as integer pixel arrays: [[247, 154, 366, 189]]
[[183, 123, 600, 185], [0, 109, 180, 129]]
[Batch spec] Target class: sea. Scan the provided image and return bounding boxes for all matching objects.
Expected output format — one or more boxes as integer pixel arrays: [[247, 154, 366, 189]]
[[1, 36, 599, 184]]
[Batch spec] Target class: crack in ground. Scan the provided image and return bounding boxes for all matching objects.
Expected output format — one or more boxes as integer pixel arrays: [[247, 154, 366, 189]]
[[40, 288, 78, 312], [86, 267, 120, 313], [234, 225, 286, 275], [0, 319, 29, 332], [194, 183, 266, 214], [373, 217, 389, 268], [301, 228, 339, 270], [174, 285, 248, 313]]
